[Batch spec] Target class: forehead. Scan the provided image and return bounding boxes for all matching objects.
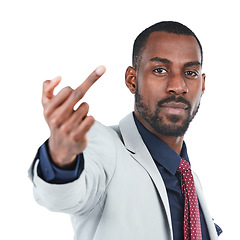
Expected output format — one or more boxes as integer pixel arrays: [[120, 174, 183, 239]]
[[142, 31, 201, 64]]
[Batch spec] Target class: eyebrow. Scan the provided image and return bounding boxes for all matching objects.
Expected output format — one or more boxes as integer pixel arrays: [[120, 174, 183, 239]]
[[150, 57, 201, 67], [150, 57, 171, 64], [184, 61, 201, 67]]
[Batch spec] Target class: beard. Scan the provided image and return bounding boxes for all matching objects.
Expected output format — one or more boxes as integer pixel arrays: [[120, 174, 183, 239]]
[[135, 87, 200, 137]]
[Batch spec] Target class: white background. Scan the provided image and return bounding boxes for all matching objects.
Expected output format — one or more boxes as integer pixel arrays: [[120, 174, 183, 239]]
[[0, 0, 239, 239]]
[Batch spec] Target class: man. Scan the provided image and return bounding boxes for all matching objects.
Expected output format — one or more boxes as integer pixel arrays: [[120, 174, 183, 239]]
[[29, 21, 221, 239]]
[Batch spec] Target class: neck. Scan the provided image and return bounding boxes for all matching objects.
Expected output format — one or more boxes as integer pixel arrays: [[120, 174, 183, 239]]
[[134, 112, 184, 155], [157, 135, 184, 155]]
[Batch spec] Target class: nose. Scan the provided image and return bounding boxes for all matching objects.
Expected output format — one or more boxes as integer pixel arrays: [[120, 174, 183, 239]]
[[166, 73, 188, 95]]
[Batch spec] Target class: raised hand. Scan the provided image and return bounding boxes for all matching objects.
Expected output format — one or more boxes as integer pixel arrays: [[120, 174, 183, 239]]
[[42, 66, 106, 168]]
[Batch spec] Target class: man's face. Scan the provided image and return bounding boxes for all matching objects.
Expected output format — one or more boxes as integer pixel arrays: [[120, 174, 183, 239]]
[[133, 31, 205, 137]]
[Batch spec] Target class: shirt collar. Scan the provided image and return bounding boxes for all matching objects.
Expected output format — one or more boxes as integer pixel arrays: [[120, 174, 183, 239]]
[[133, 114, 189, 175]]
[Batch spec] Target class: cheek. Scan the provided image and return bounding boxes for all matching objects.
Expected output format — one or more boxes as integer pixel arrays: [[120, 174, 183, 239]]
[[139, 75, 167, 98], [137, 78, 157, 105], [186, 79, 203, 109], [189, 87, 203, 114], [145, 87, 165, 111]]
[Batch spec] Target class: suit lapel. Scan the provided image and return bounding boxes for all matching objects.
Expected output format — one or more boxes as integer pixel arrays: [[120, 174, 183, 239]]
[[119, 113, 173, 239], [193, 173, 218, 239]]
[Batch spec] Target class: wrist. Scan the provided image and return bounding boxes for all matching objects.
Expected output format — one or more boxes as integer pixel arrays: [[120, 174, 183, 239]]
[[51, 152, 77, 170], [46, 139, 77, 169]]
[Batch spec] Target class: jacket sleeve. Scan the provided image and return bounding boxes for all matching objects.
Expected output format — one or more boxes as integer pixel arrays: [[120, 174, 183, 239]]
[[37, 139, 84, 184], [28, 121, 118, 215]]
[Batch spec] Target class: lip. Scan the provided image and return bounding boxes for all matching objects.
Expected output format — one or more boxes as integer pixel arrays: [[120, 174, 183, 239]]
[[161, 102, 188, 110]]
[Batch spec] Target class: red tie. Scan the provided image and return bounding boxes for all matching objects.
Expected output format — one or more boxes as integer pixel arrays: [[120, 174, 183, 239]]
[[177, 158, 202, 240]]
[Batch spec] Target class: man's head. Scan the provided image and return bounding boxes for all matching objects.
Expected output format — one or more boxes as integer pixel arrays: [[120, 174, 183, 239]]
[[125, 21, 205, 137], [132, 21, 203, 69]]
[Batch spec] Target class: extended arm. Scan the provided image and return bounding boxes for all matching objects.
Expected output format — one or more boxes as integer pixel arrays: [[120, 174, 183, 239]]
[[42, 66, 106, 168]]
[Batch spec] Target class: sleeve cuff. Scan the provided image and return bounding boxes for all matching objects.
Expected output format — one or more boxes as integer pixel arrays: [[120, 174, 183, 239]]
[[38, 140, 84, 184]]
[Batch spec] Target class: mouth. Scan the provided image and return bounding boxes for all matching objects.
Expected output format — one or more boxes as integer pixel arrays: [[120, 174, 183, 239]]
[[160, 101, 189, 115], [161, 102, 189, 110]]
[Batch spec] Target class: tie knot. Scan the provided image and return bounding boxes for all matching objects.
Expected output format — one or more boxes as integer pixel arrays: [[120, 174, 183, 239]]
[[177, 158, 191, 173]]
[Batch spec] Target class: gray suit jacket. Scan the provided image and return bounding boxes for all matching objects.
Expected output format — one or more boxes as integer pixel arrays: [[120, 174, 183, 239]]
[[29, 113, 218, 240]]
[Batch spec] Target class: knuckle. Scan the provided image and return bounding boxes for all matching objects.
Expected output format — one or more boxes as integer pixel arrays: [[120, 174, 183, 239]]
[[64, 86, 73, 91], [43, 107, 51, 118], [59, 124, 70, 134], [69, 132, 80, 142], [86, 116, 95, 125], [41, 98, 46, 107], [49, 117, 60, 128], [61, 86, 73, 95], [81, 116, 95, 131], [72, 88, 84, 100], [43, 110, 48, 119], [81, 102, 89, 112]]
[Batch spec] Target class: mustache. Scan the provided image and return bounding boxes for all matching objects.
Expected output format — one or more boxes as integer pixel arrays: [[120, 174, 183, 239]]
[[157, 95, 191, 109]]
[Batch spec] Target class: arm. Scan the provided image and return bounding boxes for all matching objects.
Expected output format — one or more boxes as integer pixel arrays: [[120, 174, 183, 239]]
[[30, 121, 117, 214], [29, 66, 118, 214]]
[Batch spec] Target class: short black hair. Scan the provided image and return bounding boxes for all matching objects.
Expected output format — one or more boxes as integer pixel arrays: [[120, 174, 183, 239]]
[[132, 21, 203, 68]]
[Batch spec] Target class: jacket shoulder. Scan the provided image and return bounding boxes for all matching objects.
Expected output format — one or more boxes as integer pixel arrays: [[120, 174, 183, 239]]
[[109, 124, 123, 143]]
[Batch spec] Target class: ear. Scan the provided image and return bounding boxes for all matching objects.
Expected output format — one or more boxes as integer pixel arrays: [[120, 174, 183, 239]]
[[201, 73, 206, 96], [125, 66, 137, 94]]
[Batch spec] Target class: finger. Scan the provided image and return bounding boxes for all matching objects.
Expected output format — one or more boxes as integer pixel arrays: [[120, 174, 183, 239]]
[[60, 102, 89, 134], [69, 65, 106, 106], [69, 116, 95, 142], [46, 66, 106, 119], [43, 86, 73, 120], [42, 76, 62, 106]]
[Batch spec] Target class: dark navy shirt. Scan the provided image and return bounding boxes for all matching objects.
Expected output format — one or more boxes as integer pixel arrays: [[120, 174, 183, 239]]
[[37, 117, 211, 239]]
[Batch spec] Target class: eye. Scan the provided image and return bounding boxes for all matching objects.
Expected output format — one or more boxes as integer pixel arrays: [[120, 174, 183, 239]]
[[153, 68, 168, 74], [185, 71, 198, 78]]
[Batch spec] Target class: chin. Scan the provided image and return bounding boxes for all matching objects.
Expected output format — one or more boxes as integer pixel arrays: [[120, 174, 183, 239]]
[[150, 116, 191, 137]]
